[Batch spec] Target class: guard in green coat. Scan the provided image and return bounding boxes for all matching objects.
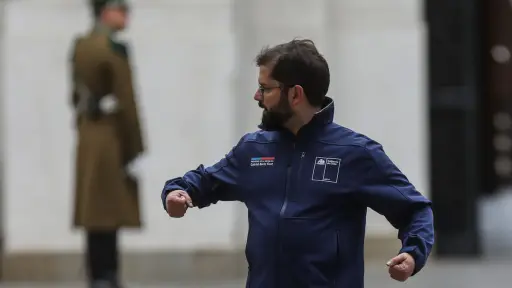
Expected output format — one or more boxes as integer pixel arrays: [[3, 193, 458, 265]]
[[69, 0, 144, 287]]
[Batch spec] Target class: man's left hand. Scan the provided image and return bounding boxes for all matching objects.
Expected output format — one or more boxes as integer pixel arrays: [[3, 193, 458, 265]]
[[386, 253, 415, 282]]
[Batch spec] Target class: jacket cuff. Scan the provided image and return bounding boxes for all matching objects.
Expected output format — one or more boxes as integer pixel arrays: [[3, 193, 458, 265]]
[[161, 183, 187, 210], [399, 246, 425, 276]]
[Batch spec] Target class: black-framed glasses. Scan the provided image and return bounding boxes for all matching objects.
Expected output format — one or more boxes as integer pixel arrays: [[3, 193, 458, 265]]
[[258, 85, 281, 96]]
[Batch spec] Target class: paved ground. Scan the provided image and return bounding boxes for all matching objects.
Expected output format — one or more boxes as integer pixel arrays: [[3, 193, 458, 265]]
[[1, 259, 510, 287], [2, 192, 511, 287]]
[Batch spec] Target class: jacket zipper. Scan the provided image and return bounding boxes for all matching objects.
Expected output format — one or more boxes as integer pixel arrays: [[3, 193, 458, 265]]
[[280, 143, 296, 216], [279, 166, 292, 216], [276, 145, 304, 286], [276, 143, 296, 287], [298, 152, 305, 179], [279, 145, 306, 217]]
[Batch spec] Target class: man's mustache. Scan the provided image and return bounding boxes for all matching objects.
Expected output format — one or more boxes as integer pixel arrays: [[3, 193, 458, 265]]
[[258, 101, 266, 109]]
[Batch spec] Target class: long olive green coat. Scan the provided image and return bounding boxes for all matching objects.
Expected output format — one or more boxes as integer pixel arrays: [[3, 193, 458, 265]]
[[69, 30, 144, 230]]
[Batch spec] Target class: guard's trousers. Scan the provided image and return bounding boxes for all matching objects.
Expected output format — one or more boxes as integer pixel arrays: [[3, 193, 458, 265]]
[[86, 230, 119, 285]]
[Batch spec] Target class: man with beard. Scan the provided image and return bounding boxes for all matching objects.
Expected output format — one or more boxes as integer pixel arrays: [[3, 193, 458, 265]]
[[70, 0, 144, 287], [161, 39, 434, 288]]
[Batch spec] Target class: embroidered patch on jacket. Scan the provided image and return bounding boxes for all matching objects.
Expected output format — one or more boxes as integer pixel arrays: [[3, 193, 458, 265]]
[[250, 157, 275, 167], [311, 157, 341, 183]]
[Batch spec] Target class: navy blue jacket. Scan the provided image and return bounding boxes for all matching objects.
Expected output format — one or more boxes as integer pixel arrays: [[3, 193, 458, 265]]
[[161, 98, 434, 288]]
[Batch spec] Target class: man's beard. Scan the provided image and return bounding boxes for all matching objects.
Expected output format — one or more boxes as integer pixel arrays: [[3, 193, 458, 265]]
[[259, 93, 294, 131]]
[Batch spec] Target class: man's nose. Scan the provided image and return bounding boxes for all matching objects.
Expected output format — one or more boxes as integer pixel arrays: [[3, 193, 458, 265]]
[[254, 91, 262, 101]]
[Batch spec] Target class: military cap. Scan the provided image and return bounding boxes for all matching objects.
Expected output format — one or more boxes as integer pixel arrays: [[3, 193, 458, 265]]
[[91, 0, 129, 17]]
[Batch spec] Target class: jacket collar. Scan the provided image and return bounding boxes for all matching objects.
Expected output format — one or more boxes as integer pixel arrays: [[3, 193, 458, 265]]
[[308, 97, 335, 127], [259, 97, 335, 138]]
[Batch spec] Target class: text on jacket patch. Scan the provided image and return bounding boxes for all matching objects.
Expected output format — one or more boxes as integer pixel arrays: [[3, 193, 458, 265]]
[[250, 157, 275, 167]]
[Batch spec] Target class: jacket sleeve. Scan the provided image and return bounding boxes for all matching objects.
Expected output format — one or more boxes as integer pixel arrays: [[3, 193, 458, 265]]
[[352, 142, 434, 276], [161, 136, 247, 209]]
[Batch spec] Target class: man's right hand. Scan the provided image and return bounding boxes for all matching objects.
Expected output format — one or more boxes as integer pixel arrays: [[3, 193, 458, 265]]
[[165, 190, 193, 218]]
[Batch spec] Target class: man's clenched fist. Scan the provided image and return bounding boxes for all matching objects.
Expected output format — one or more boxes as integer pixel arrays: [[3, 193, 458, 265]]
[[386, 252, 415, 282], [165, 190, 193, 218]]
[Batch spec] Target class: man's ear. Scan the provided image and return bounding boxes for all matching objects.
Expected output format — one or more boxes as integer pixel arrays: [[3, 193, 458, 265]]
[[290, 85, 305, 105]]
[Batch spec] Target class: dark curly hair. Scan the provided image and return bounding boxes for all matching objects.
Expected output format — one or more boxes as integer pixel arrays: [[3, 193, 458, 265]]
[[255, 39, 330, 107]]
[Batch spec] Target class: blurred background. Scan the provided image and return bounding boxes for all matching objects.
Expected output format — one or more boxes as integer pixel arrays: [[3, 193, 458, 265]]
[[0, 0, 510, 287]]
